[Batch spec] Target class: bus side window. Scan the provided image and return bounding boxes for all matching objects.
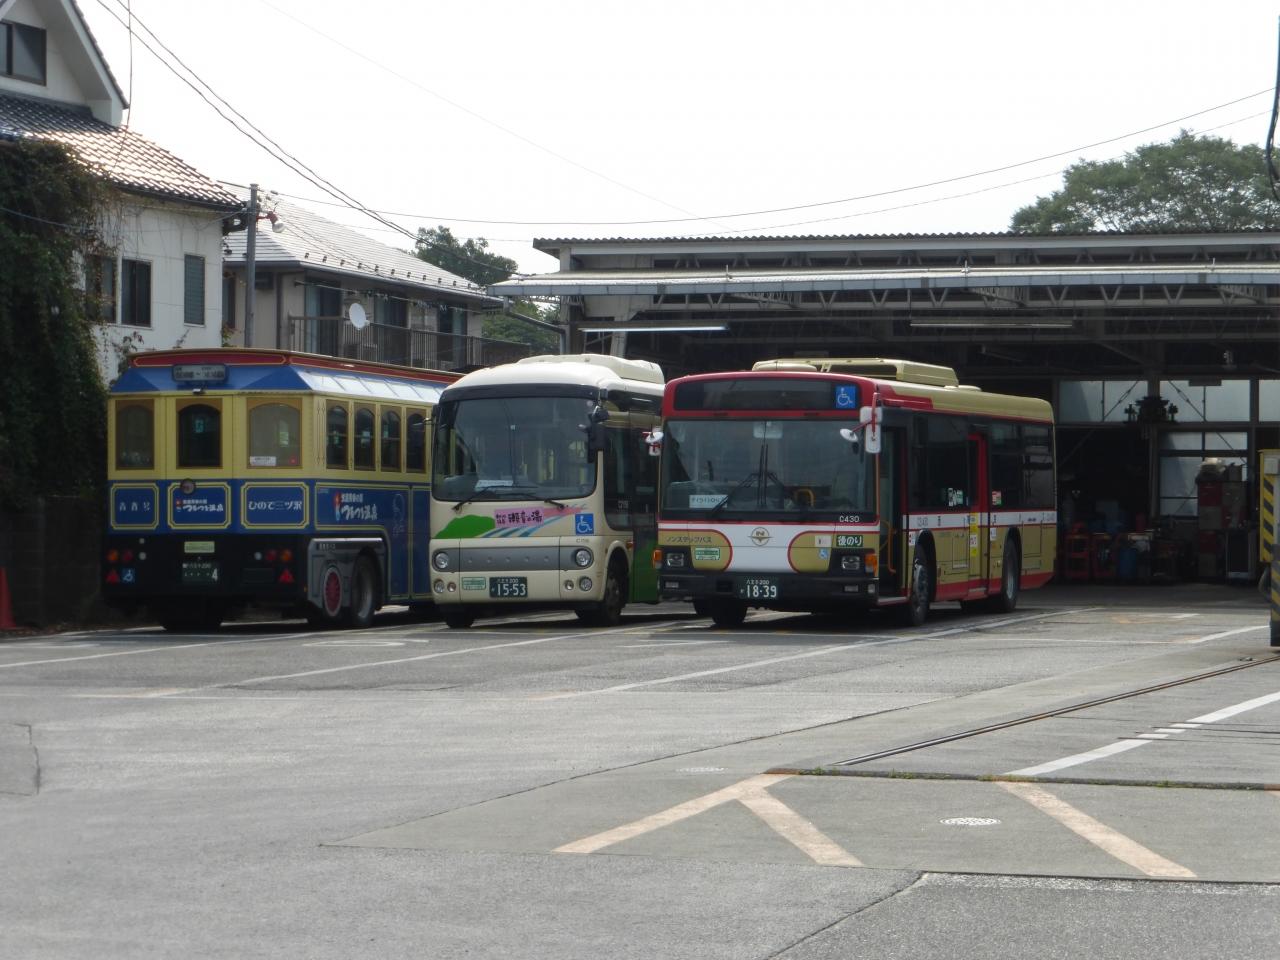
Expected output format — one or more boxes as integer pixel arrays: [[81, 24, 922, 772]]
[[249, 401, 300, 468], [406, 410, 427, 473], [354, 406, 375, 470], [177, 402, 221, 469], [990, 423, 1023, 509], [381, 408, 402, 472], [603, 426, 632, 529], [910, 416, 967, 509], [115, 400, 154, 469], [1023, 424, 1054, 507], [326, 404, 348, 469]]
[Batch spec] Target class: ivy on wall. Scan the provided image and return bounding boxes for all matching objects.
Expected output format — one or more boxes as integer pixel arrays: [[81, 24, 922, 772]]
[[0, 140, 109, 509]]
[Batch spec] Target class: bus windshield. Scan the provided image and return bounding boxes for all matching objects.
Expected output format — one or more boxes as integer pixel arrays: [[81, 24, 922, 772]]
[[432, 396, 597, 502], [660, 418, 875, 516]]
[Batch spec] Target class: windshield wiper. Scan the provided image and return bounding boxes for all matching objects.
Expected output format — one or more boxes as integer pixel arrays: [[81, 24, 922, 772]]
[[450, 487, 503, 513], [507, 485, 567, 509], [708, 471, 760, 517]]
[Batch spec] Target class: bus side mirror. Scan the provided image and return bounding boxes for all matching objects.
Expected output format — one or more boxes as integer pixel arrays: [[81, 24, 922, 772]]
[[643, 429, 663, 457], [586, 404, 609, 456], [861, 405, 881, 455]]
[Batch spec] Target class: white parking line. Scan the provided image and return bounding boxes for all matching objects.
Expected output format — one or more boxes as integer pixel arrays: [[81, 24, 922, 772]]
[[534, 635, 913, 701], [1007, 689, 1280, 777], [737, 788, 863, 867], [999, 781, 1195, 879], [1183, 625, 1267, 644], [0, 633, 305, 669]]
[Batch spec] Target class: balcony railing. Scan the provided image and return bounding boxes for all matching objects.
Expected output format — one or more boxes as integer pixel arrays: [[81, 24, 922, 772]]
[[287, 315, 534, 371]]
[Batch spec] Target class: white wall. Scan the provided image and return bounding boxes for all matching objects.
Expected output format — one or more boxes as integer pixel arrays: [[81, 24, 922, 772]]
[[92, 199, 228, 382]]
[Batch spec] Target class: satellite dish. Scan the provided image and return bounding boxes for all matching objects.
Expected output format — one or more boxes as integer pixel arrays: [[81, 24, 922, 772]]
[[348, 302, 368, 330]]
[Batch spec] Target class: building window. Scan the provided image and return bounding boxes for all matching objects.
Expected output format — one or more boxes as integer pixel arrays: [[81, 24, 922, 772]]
[[375, 296, 408, 327], [2, 21, 46, 84], [184, 255, 205, 326], [84, 254, 116, 323], [121, 259, 151, 327], [222, 274, 236, 330]]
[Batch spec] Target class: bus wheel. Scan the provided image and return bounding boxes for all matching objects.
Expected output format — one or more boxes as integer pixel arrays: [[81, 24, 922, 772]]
[[343, 556, 379, 629], [991, 540, 1020, 613], [708, 598, 747, 628], [577, 559, 627, 626], [901, 549, 932, 627], [443, 610, 475, 629]]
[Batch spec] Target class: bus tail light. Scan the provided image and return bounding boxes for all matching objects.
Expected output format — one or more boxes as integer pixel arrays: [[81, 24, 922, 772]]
[[278, 568, 295, 585], [105, 569, 120, 584], [106, 549, 119, 563]]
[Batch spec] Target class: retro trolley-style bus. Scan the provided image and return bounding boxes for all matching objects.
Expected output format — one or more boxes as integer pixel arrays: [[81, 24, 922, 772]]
[[652, 358, 1056, 627], [428, 354, 665, 628], [102, 349, 458, 631]]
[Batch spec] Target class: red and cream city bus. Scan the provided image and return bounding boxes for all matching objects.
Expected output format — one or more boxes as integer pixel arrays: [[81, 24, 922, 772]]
[[652, 358, 1055, 627]]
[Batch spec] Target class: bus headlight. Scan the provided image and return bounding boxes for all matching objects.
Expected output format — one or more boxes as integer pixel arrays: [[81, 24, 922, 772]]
[[573, 548, 593, 568], [578, 576, 593, 592], [432, 551, 451, 571]]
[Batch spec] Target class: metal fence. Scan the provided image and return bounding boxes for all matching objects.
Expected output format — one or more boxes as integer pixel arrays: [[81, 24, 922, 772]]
[[287, 316, 534, 371]]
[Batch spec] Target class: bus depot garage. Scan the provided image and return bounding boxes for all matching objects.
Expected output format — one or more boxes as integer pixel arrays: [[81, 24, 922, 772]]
[[494, 230, 1280, 587]]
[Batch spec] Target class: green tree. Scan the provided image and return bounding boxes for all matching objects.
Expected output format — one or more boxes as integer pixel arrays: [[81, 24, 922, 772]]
[[481, 300, 561, 354], [0, 141, 109, 509], [1010, 131, 1280, 233], [414, 224, 517, 287]]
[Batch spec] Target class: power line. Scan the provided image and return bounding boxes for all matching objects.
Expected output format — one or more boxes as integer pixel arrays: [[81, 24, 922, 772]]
[[241, 88, 1271, 229], [252, 0, 730, 231], [90, 0, 516, 282]]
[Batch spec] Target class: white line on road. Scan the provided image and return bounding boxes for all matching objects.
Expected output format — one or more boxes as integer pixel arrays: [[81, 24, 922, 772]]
[[533, 636, 914, 701], [1182, 625, 1267, 644], [0, 633, 308, 669], [999, 781, 1195, 879], [1007, 689, 1280, 777], [163, 621, 684, 694], [1007, 739, 1153, 777]]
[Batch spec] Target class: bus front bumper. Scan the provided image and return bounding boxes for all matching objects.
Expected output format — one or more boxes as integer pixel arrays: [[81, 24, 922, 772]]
[[658, 571, 881, 606]]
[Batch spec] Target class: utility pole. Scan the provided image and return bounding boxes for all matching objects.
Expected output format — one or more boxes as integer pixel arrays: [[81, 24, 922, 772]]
[[244, 182, 258, 347]]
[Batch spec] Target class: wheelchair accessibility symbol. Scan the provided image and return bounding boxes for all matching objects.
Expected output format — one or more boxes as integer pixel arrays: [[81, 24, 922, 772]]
[[575, 513, 595, 535], [834, 386, 858, 409]]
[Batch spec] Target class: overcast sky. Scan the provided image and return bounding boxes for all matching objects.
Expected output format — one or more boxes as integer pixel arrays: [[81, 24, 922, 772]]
[[77, 0, 1280, 274]]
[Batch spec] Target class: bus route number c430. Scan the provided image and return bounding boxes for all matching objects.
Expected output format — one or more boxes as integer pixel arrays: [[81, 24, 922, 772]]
[[737, 577, 779, 600]]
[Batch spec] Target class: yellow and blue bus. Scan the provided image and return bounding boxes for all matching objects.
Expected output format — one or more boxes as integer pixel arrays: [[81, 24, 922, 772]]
[[653, 358, 1056, 627], [103, 348, 458, 631], [428, 354, 665, 628]]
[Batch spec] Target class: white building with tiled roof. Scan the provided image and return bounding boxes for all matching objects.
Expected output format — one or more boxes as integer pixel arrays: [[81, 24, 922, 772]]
[[222, 194, 527, 372], [0, 0, 244, 380]]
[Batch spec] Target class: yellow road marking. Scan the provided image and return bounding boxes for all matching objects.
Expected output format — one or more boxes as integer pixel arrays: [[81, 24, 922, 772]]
[[999, 781, 1195, 879], [554, 772, 862, 867]]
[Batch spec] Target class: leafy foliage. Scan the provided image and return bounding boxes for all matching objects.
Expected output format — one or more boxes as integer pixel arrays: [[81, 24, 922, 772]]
[[481, 300, 561, 354], [0, 141, 109, 509], [414, 225, 517, 287], [1010, 131, 1280, 232]]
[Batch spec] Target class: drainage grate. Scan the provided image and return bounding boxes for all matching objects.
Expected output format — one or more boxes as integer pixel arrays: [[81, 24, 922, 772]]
[[941, 817, 1001, 826]]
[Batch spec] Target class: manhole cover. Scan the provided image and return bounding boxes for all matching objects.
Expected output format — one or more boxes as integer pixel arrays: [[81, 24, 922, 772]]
[[941, 817, 1001, 826], [678, 767, 726, 774]]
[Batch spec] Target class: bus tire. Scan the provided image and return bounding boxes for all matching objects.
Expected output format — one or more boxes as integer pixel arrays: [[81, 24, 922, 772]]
[[990, 539, 1020, 613], [443, 610, 475, 629], [708, 598, 747, 628], [901, 545, 932, 627], [578, 557, 627, 627], [344, 555, 379, 628]]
